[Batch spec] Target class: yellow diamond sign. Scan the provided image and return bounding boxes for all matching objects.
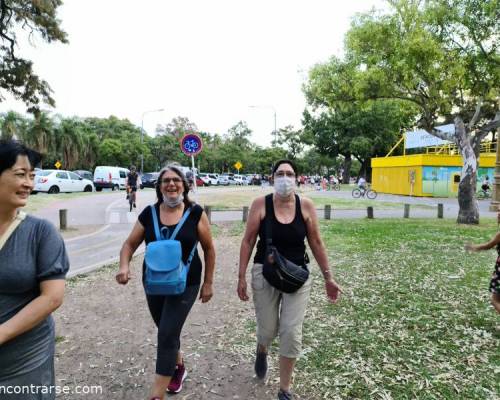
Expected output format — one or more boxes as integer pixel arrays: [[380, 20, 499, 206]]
[[234, 161, 242, 171], [54, 161, 62, 169]]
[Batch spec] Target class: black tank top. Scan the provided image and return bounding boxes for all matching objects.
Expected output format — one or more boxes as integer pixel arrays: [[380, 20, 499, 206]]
[[254, 194, 308, 266]]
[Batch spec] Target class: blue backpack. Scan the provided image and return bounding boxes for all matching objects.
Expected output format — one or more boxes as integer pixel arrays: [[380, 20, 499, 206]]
[[144, 205, 197, 295]]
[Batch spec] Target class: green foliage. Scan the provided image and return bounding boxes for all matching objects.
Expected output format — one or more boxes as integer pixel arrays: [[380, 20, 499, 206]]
[[0, 0, 68, 113]]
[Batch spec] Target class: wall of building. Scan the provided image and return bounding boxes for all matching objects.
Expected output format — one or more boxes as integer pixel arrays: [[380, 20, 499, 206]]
[[371, 154, 495, 197]]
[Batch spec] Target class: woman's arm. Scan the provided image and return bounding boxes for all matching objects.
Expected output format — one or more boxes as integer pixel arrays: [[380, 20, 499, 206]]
[[302, 197, 342, 303], [116, 222, 145, 284], [237, 197, 264, 301], [465, 232, 500, 251], [0, 279, 65, 345], [198, 211, 216, 303]]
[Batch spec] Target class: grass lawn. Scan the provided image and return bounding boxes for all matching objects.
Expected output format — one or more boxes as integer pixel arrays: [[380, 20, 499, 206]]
[[195, 186, 433, 211], [24, 192, 98, 213], [229, 218, 500, 399]]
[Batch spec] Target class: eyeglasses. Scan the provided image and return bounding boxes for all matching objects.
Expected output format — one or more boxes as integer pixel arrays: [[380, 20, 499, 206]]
[[275, 171, 296, 178], [161, 177, 182, 184]]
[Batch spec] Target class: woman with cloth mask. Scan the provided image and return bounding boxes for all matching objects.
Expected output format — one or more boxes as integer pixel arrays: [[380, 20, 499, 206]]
[[116, 164, 215, 400], [237, 159, 342, 400]]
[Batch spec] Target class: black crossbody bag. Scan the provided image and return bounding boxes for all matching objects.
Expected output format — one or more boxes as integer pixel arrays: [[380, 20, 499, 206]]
[[262, 195, 310, 293]]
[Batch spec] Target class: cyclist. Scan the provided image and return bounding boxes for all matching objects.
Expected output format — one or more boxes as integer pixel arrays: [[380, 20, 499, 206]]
[[126, 165, 139, 211], [358, 176, 367, 193], [481, 175, 490, 193]]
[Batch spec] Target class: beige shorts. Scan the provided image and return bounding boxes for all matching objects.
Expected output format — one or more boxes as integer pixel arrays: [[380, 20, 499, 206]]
[[251, 263, 312, 358]]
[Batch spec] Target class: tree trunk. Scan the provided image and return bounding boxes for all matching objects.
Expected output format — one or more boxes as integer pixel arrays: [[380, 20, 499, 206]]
[[455, 118, 479, 224], [342, 153, 352, 184]]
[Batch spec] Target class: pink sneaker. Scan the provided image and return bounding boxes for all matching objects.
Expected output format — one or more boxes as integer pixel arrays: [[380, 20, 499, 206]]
[[167, 363, 187, 393]]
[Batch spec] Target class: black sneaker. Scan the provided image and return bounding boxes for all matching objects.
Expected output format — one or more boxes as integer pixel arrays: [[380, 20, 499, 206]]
[[278, 389, 293, 400], [254, 347, 267, 379], [133, 202, 136, 208]]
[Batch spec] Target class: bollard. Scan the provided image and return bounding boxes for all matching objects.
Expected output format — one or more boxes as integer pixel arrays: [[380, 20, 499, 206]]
[[367, 206, 374, 219], [204, 205, 212, 224], [59, 209, 67, 230], [437, 203, 443, 219], [404, 204, 410, 218], [242, 206, 249, 222], [324, 205, 332, 220]]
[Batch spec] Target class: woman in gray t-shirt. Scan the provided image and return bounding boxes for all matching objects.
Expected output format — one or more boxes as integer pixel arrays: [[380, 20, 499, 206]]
[[0, 140, 69, 399]]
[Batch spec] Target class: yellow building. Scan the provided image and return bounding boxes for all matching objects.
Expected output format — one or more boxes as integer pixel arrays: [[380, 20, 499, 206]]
[[371, 153, 495, 197]]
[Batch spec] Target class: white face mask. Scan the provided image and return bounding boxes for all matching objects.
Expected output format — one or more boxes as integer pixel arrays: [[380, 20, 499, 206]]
[[274, 176, 295, 197], [162, 193, 183, 208]]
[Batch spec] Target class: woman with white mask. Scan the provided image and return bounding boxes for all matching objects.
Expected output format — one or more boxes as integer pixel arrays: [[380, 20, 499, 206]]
[[117, 164, 215, 400], [238, 159, 342, 400]]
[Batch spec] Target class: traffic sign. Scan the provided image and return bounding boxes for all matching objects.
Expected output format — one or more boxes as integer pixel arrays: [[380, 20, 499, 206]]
[[180, 134, 203, 156], [234, 161, 242, 171], [55, 161, 62, 169]]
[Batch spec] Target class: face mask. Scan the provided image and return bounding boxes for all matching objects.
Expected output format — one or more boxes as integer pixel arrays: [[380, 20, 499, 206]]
[[274, 176, 295, 197], [163, 193, 183, 208]]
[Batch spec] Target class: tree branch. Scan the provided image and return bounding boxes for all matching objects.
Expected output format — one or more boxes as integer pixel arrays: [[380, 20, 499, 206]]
[[476, 113, 500, 135], [467, 97, 483, 130], [0, 0, 16, 60]]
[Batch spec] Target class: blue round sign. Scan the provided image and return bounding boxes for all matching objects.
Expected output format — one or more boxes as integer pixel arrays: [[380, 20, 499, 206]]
[[180, 134, 203, 156]]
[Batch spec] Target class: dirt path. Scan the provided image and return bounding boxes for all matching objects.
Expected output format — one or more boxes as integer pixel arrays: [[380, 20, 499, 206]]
[[54, 223, 309, 400]]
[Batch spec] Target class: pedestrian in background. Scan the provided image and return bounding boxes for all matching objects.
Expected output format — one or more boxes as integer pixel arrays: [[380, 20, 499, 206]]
[[237, 159, 342, 400], [117, 164, 215, 400], [0, 140, 70, 400]]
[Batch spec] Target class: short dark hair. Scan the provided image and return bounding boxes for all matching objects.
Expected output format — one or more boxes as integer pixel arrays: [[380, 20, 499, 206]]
[[0, 140, 42, 176], [155, 164, 193, 208], [272, 159, 298, 176]]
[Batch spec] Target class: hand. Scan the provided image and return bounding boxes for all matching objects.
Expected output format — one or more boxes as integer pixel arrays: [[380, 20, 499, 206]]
[[0, 325, 7, 346], [464, 243, 477, 252], [115, 267, 131, 285], [199, 282, 213, 303], [237, 277, 249, 301], [325, 278, 342, 303]]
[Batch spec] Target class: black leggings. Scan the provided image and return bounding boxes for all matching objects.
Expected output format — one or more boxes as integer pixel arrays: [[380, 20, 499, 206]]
[[146, 284, 200, 376]]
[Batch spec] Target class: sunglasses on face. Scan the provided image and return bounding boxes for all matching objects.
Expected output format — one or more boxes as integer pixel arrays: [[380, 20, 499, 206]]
[[275, 171, 296, 178], [161, 177, 182, 184]]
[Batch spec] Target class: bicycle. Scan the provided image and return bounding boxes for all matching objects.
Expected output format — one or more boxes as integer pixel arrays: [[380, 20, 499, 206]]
[[352, 186, 377, 199], [476, 188, 491, 200]]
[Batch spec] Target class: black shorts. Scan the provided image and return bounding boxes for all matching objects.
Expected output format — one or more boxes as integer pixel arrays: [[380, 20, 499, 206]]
[[129, 186, 137, 193]]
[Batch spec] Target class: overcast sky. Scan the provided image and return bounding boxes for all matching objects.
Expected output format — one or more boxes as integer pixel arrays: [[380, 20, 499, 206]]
[[1, 0, 386, 147]]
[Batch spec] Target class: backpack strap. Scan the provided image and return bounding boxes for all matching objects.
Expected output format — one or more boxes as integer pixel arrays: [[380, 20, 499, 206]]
[[264, 194, 273, 246], [185, 240, 198, 269], [169, 207, 192, 240], [150, 205, 162, 241]]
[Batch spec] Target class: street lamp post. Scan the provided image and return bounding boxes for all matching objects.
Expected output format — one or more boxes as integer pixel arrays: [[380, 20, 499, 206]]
[[249, 105, 277, 145], [140, 108, 164, 172]]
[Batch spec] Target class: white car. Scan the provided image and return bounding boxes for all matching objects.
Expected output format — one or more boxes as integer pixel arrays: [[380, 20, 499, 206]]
[[199, 173, 219, 186], [34, 170, 94, 194], [233, 174, 248, 185]]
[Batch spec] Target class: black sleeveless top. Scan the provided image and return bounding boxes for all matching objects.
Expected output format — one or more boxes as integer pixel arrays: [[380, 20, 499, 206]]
[[138, 203, 203, 287], [254, 194, 308, 266]]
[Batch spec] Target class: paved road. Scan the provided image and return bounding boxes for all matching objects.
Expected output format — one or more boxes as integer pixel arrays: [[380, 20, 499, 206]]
[[32, 187, 497, 277]]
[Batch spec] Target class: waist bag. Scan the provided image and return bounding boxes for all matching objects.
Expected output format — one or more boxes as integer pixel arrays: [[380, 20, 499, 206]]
[[262, 196, 309, 293], [145, 206, 197, 295]]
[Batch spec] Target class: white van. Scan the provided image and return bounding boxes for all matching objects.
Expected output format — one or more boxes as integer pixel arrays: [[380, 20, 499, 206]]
[[93, 166, 129, 191]]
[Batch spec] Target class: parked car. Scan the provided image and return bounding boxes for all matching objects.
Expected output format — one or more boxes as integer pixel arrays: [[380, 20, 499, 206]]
[[73, 169, 93, 181], [233, 174, 248, 185], [93, 166, 129, 191], [219, 174, 232, 186], [140, 172, 159, 189], [199, 173, 219, 186], [33, 170, 94, 194]]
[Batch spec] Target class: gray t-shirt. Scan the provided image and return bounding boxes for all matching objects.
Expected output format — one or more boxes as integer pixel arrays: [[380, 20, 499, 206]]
[[0, 215, 69, 381]]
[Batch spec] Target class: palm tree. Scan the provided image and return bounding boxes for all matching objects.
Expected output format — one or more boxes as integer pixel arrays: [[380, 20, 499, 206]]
[[56, 117, 83, 170], [24, 112, 54, 154], [0, 111, 26, 140]]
